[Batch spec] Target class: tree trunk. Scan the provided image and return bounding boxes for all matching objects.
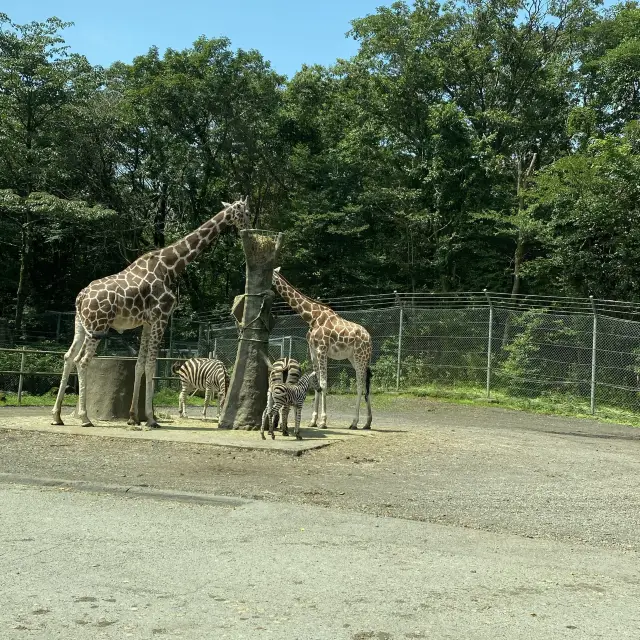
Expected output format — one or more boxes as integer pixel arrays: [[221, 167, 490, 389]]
[[154, 181, 168, 247], [218, 230, 283, 430], [83, 357, 146, 421], [503, 153, 537, 348], [14, 210, 31, 338], [512, 230, 525, 297], [509, 153, 537, 297]]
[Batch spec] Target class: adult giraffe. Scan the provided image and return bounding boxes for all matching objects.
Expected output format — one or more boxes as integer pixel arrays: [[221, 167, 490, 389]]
[[51, 198, 250, 429], [272, 268, 372, 430]]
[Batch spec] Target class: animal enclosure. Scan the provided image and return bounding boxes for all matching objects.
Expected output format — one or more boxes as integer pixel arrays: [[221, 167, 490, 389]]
[[3, 292, 640, 418]]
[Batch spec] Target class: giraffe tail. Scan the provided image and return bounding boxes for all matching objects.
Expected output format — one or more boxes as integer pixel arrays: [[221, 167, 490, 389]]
[[365, 367, 373, 400], [89, 330, 109, 339]]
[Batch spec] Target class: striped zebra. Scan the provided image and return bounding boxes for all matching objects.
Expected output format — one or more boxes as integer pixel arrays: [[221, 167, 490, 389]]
[[268, 356, 302, 387], [261, 371, 320, 441], [267, 357, 301, 434], [172, 358, 229, 420]]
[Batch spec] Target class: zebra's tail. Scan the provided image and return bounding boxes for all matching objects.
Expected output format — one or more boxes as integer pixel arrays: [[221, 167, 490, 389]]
[[365, 367, 373, 401]]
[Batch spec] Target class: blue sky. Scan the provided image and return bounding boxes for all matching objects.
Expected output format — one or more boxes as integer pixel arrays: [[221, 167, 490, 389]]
[[2, 0, 389, 77]]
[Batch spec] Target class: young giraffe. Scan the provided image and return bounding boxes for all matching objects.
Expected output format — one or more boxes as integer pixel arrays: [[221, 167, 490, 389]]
[[51, 198, 250, 429], [272, 268, 372, 430]]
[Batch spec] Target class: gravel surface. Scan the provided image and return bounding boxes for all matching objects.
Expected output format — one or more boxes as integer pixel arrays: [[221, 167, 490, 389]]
[[3, 483, 640, 640], [1, 397, 640, 551]]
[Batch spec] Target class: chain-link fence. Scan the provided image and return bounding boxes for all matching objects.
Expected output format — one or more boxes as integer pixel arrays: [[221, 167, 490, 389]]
[[197, 292, 640, 415], [2, 292, 640, 416]]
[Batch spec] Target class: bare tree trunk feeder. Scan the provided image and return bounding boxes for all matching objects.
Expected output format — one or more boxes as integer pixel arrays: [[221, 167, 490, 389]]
[[218, 230, 283, 430], [83, 357, 146, 422]]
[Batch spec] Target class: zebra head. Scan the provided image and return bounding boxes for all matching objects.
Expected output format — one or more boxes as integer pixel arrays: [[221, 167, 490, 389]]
[[301, 371, 320, 393]]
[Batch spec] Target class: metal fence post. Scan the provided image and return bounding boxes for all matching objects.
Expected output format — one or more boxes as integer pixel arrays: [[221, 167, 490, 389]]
[[168, 314, 174, 359], [198, 322, 205, 355], [288, 336, 293, 359], [17, 345, 26, 405], [484, 289, 493, 398], [395, 291, 403, 391], [213, 338, 218, 360], [590, 296, 597, 415]]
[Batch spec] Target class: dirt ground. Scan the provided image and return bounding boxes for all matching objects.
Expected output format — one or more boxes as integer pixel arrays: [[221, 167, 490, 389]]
[[1, 395, 640, 553]]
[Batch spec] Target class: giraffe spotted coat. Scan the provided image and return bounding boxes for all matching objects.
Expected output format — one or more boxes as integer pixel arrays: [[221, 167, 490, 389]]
[[51, 198, 250, 429], [272, 268, 373, 430]]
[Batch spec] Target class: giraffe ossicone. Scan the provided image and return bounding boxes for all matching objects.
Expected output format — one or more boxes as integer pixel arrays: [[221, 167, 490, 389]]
[[271, 268, 373, 430], [51, 198, 250, 429]]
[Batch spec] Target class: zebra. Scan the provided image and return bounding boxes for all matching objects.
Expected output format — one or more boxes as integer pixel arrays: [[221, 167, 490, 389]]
[[261, 371, 320, 441], [269, 356, 302, 387], [171, 358, 229, 420], [267, 357, 301, 435]]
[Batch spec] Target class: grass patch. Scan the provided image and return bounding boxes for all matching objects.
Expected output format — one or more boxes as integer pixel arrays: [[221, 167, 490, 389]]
[[376, 383, 640, 428], [0, 392, 78, 407], [153, 388, 217, 407], [2, 384, 638, 428]]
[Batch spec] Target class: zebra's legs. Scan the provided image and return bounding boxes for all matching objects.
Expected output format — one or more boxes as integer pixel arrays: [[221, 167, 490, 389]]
[[203, 386, 212, 419], [178, 382, 189, 418], [216, 389, 222, 420], [261, 404, 278, 440], [294, 405, 303, 440], [281, 405, 291, 436]]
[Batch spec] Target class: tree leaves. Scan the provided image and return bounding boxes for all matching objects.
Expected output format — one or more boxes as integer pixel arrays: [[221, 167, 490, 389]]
[[1, 2, 639, 337]]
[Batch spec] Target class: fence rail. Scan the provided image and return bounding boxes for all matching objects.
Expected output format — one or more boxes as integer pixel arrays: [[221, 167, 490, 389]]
[[2, 291, 640, 416], [0, 337, 297, 404]]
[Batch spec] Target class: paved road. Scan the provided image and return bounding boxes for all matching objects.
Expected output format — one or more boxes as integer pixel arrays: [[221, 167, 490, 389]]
[[1, 483, 639, 640]]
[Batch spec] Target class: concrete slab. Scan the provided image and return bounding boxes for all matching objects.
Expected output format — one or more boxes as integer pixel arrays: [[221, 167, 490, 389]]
[[0, 406, 377, 454]]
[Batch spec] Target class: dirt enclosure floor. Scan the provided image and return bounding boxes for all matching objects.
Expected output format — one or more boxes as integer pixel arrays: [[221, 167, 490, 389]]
[[1, 396, 640, 553]]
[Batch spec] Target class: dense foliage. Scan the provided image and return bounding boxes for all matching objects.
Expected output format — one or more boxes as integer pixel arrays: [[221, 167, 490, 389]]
[[0, 1, 639, 339]]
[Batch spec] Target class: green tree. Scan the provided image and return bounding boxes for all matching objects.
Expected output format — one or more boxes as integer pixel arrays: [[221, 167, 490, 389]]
[[531, 128, 640, 298], [0, 14, 96, 334]]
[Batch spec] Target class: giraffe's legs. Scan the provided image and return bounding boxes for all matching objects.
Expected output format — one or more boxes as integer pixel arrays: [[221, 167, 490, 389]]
[[143, 320, 168, 429], [349, 357, 371, 430], [315, 350, 328, 429], [363, 364, 373, 430], [51, 316, 85, 425], [128, 324, 151, 426], [309, 344, 320, 427], [309, 390, 320, 428], [75, 337, 101, 427]]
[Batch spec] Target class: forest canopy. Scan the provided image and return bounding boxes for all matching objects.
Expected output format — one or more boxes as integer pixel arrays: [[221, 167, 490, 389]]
[[0, 1, 639, 338]]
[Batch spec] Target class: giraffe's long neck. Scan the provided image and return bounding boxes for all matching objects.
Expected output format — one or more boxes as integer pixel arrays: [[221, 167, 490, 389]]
[[159, 208, 232, 277], [273, 272, 327, 325]]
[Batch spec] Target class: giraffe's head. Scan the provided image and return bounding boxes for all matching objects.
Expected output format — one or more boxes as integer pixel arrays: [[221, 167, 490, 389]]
[[221, 196, 251, 231]]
